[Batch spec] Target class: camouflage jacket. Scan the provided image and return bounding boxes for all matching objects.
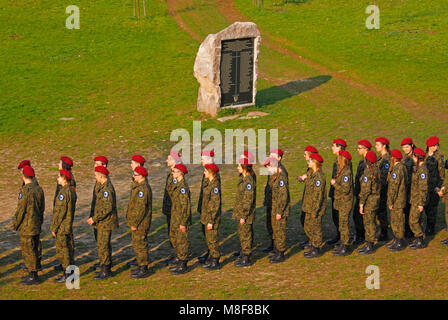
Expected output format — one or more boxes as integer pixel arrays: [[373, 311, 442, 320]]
[[300, 167, 313, 204], [359, 165, 381, 211], [386, 162, 408, 209], [92, 179, 119, 230], [232, 173, 256, 224], [264, 163, 287, 207], [410, 164, 429, 207], [329, 159, 353, 198], [302, 168, 327, 216], [162, 171, 176, 216], [31, 179, 45, 226], [170, 178, 192, 227], [200, 177, 221, 227], [54, 173, 77, 207], [332, 165, 354, 211], [198, 172, 221, 214], [126, 180, 152, 231], [271, 169, 290, 218], [13, 183, 42, 236], [51, 184, 76, 235]]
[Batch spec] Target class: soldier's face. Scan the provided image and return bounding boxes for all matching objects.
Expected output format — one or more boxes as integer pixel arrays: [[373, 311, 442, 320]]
[[94, 161, 105, 168], [166, 156, 174, 167], [332, 144, 340, 155], [375, 142, 383, 153], [429, 145, 438, 153], [402, 145, 412, 155], [131, 160, 139, 170], [237, 164, 243, 174], [304, 152, 310, 161], [172, 169, 182, 179], [201, 156, 212, 166], [58, 160, 63, 170], [267, 165, 277, 175], [357, 145, 366, 156]]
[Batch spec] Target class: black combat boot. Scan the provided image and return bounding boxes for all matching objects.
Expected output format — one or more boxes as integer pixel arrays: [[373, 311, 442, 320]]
[[93, 262, 101, 270], [377, 229, 389, 242], [425, 223, 435, 236], [20, 271, 39, 285], [55, 270, 71, 283], [203, 257, 220, 270], [386, 237, 398, 249], [127, 258, 138, 267], [198, 251, 209, 264], [269, 250, 285, 263], [300, 239, 310, 249], [164, 255, 176, 265], [262, 239, 274, 253], [233, 250, 241, 257], [167, 256, 179, 267], [333, 244, 350, 256], [358, 242, 375, 255], [353, 234, 365, 245], [304, 246, 321, 259], [234, 255, 252, 267], [94, 264, 112, 280], [410, 237, 427, 249], [326, 232, 340, 245], [441, 238, 448, 246], [170, 260, 188, 275], [132, 265, 151, 278], [54, 263, 63, 272], [390, 238, 406, 252]]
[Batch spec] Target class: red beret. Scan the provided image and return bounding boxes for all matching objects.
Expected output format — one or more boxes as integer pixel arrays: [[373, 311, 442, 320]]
[[333, 139, 347, 148], [242, 150, 254, 162], [413, 148, 426, 157], [264, 157, 279, 167], [310, 153, 324, 163], [95, 166, 109, 175], [304, 145, 318, 153], [390, 149, 403, 160], [358, 140, 372, 149], [238, 157, 253, 166], [204, 163, 219, 172], [201, 150, 215, 158], [365, 151, 377, 163], [401, 137, 413, 146], [134, 166, 148, 177], [169, 151, 182, 163], [376, 137, 390, 146], [60, 156, 73, 167], [60, 169, 72, 181], [269, 148, 284, 157], [22, 165, 35, 177], [339, 150, 352, 160], [94, 156, 108, 164], [132, 155, 146, 165], [174, 163, 188, 174], [18, 160, 31, 170], [426, 136, 439, 147]]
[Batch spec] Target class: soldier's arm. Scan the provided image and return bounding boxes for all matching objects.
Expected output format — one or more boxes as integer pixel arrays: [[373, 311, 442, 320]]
[[92, 191, 113, 223], [310, 181, 325, 216], [418, 172, 429, 206], [272, 182, 289, 218], [13, 194, 27, 230], [206, 188, 221, 225], [129, 190, 148, 228], [241, 184, 255, 220], [178, 192, 190, 226], [359, 177, 371, 206], [338, 174, 353, 195], [387, 171, 400, 207], [90, 185, 96, 217], [162, 184, 170, 214], [51, 194, 68, 234], [438, 156, 445, 186]]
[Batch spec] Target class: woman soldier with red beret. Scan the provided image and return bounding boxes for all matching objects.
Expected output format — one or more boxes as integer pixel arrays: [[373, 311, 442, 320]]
[[330, 150, 353, 256], [386, 149, 408, 251], [409, 148, 429, 249], [358, 151, 381, 255], [424, 136, 445, 235], [375, 137, 391, 241], [401, 138, 416, 238]]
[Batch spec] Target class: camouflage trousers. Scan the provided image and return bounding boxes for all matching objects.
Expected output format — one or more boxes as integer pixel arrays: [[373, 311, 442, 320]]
[[237, 222, 253, 256], [96, 228, 112, 266], [131, 229, 149, 266], [410, 205, 425, 238], [20, 234, 39, 272], [390, 208, 405, 239], [337, 207, 351, 245], [266, 206, 273, 238], [271, 215, 287, 252], [56, 233, 75, 269], [362, 208, 377, 243], [170, 223, 189, 261], [304, 212, 323, 248], [201, 223, 220, 259]]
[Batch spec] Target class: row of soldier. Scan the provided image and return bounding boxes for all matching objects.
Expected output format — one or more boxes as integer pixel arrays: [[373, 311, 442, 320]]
[[12, 136, 448, 285]]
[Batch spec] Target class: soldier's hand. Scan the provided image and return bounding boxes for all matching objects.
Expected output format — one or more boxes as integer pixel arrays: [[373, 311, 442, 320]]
[[240, 218, 245, 225], [52, 232, 56, 237], [276, 214, 282, 220], [297, 175, 303, 182], [330, 179, 336, 185], [437, 191, 444, 197], [131, 226, 137, 231], [86, 217, 94, 226], [207, 223, 213, 230], [435, 187, 441, 193], [418, 206, 424, 213], [389, 206, 393, 210], [179, 225, 186, 233], [359, 205, 364, 215]]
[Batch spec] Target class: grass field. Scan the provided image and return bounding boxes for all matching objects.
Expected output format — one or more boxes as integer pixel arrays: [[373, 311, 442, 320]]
[[0, 0, 447, 299]]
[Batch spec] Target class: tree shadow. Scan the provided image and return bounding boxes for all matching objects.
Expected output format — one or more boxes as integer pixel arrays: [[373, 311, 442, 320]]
[[256, 75, 332, 108]]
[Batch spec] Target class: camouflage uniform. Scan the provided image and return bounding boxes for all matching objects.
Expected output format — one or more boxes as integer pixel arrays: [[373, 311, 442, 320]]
[[387, 162, 408, 240], [376, 153, 391, 236], [424, 150, 445, 231], [302, 169, 327, 248], [359, 165, 381, 244], [13, 183, 43, 272], [232, 173, 256, 256], [51, 185, 76, 269], [163, 171, 176, 244], [403, 154, 415, 236], [332, 166, 354, 245], [92, 179, 119, 266], [54, 173, 77, 207], [31, 179, 45, 268], [441, 177, 448, 226], [270, 169, 290, 252], [409, 164, 429, 238], [300, 168, 313, 228], [200, 177, 222, 259], [264, 163, 287, 242], [353, 158, 367, 239], [126, 180, 152, 266], [170, 178, 192, 261]]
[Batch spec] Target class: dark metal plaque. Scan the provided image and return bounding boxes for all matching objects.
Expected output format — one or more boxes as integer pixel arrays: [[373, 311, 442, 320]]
[[220, 38, 254, 107]]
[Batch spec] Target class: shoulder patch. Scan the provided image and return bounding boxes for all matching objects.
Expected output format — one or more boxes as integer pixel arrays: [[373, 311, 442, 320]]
[[420, 173, 426, 180], [138, 191, 144, 198], [213, 187, 219, 194], [392, 173, 397, 180], [172, 178, 177, 184], [180, 188, 186, 194], [103, 191, 109, 198], [58, 194, 64, 201], [384, 163, 390, 170], [343, 176, 349, 183], [279, 180, 285, 187], [18, 193, 23, 200], [315, 180, 321, 187], [442, 155, 444, 163], [246, 183, 252, 190], [363, 176, 369, 183]]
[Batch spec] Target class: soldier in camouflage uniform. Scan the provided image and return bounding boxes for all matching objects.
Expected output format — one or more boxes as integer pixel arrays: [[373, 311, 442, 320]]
[[297, 145, 318, 249], [330, 150, 353, 256], [401, 138, 416, 238], [51, 170, 76, 283], [424, 136, 445, 235], [126, 166, 152, 278], [87, 165, 119, 279], [199, 163, 222, 270], [233, 158, 256, 267], [409, 148, 429, 249], [375, 137, 391, 241], [353, 140, 372, 244], [386, 149, 408, 252], [301, 153, 326, 258], [437, 176, 448, 245], [13, 166, 43, 285], [169, 164, 192, 275], [357, 151, 381, 255]]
